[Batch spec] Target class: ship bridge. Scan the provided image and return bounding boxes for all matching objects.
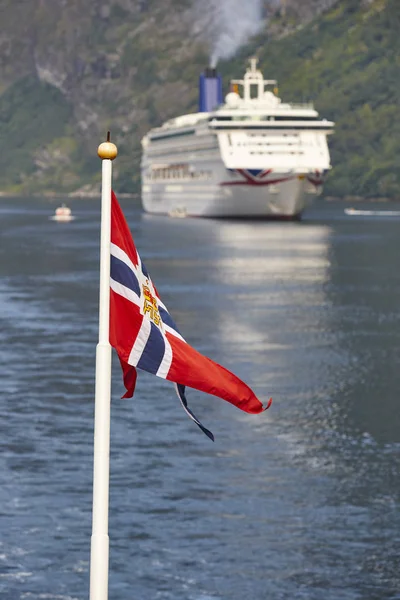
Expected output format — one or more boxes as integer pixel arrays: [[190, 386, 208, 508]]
[[231, 57, 277, 104], [222, 58, 314, 113]]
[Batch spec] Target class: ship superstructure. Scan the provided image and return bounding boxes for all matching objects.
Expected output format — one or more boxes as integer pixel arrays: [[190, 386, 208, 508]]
[[141, 58, 334, 218]]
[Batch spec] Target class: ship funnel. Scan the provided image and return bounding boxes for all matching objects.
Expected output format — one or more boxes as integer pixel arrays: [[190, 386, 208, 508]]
[[199, 68, 223, 112]]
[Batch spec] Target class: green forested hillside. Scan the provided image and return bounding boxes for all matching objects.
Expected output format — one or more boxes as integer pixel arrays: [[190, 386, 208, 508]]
[[0, 76, 91, 192], [249, 0, 400, 198], [0, 0, 399, 198]]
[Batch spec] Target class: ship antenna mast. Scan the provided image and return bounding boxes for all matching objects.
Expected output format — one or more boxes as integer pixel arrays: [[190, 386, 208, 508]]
[[250, 57, 258, 72]]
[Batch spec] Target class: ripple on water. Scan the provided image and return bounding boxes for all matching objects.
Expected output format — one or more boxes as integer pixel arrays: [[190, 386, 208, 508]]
[[0, 198, 400, 600]]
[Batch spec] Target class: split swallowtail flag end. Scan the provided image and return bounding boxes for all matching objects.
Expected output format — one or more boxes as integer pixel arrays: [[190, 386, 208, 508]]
[[109, 191, 272, 441]]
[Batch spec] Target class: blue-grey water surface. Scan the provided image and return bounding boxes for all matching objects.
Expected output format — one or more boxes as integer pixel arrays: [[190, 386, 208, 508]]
[[0, 197, 399, 600]]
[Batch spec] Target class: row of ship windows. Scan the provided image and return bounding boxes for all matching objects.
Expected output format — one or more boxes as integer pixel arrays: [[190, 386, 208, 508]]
[[226, 134, 323, 146], [231, 142, 301, 146], [212, 116, 318, 122], [248, 150, 304, 155], [227, 133, 300, 141], [229, 141, 323, 147], [247, 133, 299, 136], [147, 146, 218, 158], [246, 150, 326, 155], [147, 166, 212, 181]]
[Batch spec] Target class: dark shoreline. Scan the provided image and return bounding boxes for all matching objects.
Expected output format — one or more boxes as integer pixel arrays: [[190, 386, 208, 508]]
[[0, 191, 139, 199], [0, 192, 398, 202]]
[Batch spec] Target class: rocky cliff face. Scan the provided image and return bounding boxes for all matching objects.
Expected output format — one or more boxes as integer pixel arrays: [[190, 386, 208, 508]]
[[1, 0, 398, 198], [1, 0, 209, 191], [1, 0, 337, 133], [2, 1, 200, 132]]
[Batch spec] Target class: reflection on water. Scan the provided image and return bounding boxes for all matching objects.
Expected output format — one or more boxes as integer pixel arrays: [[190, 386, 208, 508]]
[[0, 198, 399, 600]]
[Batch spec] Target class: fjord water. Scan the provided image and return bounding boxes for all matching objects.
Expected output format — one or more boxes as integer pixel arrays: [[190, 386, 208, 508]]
[[0, 197, 399, 600]]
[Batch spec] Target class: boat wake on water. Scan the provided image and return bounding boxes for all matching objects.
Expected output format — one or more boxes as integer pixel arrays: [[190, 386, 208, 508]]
[[345, 208, 400, 217]]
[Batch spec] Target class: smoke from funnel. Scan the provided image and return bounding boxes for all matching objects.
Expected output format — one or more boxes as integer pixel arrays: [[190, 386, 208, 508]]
[[208, 0, 263, 67], [193, 0, 264, 68]]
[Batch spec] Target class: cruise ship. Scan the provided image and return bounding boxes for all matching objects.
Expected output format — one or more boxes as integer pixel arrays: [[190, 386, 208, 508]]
[[141, 58, 334, 219]]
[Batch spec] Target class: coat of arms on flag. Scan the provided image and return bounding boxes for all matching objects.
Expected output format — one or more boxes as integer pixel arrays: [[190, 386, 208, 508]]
[[109, 191, 272, 440]]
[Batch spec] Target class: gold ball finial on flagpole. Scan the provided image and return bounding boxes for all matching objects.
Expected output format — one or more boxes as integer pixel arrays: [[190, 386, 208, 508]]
[[98, 131, 118, 160]]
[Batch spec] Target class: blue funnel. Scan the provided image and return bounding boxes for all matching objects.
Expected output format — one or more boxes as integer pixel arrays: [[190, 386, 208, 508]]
[[199, 68, 223, 112]]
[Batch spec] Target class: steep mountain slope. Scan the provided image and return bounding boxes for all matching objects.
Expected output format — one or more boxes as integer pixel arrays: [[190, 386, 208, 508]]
[[251, 0, 399, 198], [0, 0, 207, 193], [0, 0, 398, 198]]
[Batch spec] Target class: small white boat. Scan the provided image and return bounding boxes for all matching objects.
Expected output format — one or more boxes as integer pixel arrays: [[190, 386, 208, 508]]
[[345, 207, 400, 217], [50, 204, 75, 222]]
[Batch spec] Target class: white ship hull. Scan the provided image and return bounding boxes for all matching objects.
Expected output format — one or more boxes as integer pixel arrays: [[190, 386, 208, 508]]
[[142, 167, 320, 219]]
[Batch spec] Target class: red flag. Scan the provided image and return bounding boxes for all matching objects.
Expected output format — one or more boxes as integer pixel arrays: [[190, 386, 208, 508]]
[[109, 192, 271, 440]]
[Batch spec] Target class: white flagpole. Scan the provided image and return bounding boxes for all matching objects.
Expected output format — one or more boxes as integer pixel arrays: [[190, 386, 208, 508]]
[[89, 133, 118, 600]]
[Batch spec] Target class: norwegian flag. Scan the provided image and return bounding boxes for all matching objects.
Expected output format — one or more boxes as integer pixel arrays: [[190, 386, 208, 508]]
[[109, 192, 271, 440]]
